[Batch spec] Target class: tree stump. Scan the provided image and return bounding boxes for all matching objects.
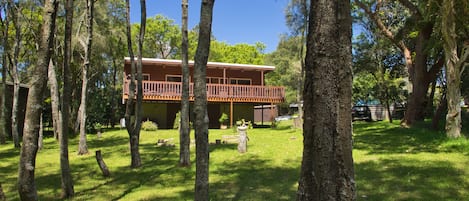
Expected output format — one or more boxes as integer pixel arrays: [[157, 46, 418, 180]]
[[0, 182, 5, 201], [237, 125, 248, 153], [95, 150, 110, 177]]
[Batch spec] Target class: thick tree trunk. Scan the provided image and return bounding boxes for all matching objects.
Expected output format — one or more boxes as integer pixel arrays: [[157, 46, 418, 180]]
[[297, 0, 355, 200], [18, 1, 58, 200], [442, 0, 461, 138], [194, 0, 215, 200], [60, 0, 75, 197], [179, 0, 191, 167]]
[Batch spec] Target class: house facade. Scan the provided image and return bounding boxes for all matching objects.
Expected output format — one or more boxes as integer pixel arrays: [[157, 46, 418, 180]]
[[122, 58, 285, 129]]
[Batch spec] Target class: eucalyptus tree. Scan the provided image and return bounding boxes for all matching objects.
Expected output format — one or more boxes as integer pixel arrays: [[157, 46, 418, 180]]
[[285, 0, 309, 120], [18, 0, 58, 199], [76, 0, 95, 155], [297, 0, 355, 199], [0, 1, 9, 145], [132, 14, 180, 59], [179, 0, 191, 167], [440, 0, 468, 138], [355, 0, 444, 126], [124, 0, 145, 168], [194, 0, 215, 199]]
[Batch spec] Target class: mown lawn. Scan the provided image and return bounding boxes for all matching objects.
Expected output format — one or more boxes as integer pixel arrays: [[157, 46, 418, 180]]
[[0, 120, 468, 200]]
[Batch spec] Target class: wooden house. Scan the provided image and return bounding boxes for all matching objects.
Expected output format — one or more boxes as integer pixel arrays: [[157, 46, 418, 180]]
[[122, 58, 285, 128]]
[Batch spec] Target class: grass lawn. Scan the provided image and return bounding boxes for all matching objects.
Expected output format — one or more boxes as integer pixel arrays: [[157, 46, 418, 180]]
[[0, 120, 468, 200]]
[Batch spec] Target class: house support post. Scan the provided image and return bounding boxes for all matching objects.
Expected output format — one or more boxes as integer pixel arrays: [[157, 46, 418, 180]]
[[230, 101, 233, 128]]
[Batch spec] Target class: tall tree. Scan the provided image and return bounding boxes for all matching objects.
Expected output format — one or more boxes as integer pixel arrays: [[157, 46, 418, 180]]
[[179, 0, 191, 167], [285, 0, 309, 123], [60, 0, 75, 197], [77, 0, 95, 155], [297, 0, 355, 200], [17, 0, 58, 199], [194, 0, 215, 200], [124, 0, 145, 168], [8, 0, 22, 148], [0, 1, 9, 145], [355, 0, 444, 127]]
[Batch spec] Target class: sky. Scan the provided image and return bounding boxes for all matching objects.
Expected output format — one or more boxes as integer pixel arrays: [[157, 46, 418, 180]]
[[130, 0, 291, 53]]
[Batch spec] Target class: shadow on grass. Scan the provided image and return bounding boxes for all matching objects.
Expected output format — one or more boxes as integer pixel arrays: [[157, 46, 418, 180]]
[[353, 121, 449, 154], [355, 157, 468, 200]]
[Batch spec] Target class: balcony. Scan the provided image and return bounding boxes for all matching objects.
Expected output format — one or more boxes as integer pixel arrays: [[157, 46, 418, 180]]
[[123, 80, 285, 103]]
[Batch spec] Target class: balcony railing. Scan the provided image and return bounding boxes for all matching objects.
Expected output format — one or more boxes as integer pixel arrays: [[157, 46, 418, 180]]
[[123, 80, 285, 103]]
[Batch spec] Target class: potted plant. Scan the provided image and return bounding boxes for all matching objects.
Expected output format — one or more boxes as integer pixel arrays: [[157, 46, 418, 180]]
[[218, 113, 229, 129]]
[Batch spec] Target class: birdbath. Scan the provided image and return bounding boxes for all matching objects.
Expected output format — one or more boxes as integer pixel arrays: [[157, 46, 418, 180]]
[[237, 124, 248, 153]]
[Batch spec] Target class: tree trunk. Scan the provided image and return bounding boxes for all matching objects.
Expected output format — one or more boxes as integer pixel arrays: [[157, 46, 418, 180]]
[[432, 93, 446, 130], [0, 182, 5, 201], [441, 0, 461, 138], [78, 0, 95, 155], [95, 150, 111, 177], [48, 60, 61, 140], [10, 1, 22, 148], [0, 1, 10, 145], [124, 0, 144, 168], [60, 0, 75, 197], [297, 0, 355, 200], [194, 0, 215, 200], [18, 1, 58, 200], [179, 0, 191, 167]]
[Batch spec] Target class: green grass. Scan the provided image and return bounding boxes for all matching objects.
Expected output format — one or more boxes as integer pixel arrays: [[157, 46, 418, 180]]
[[0, 120, 468, 200]]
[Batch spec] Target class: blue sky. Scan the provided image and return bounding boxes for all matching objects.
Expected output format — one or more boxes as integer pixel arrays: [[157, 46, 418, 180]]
[[130, 0, 290, 53]]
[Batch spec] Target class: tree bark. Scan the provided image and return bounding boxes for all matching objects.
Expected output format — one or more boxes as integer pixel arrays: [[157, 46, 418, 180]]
[[78, 0, 96, 155], [124, 0, 144, 168], [0, 2, 8, 145], [441, 0, 461, 138], [18, 0, 58, 200], [194, 0, 215, 200], [60, 0, 75, 197], [0, 182, 5, 201], [48, 60, 61, 140], [9, 0, 22, 148], [95, 150, 111, 177], [297, 0, 355, 200], [179, 0, 191, 167]]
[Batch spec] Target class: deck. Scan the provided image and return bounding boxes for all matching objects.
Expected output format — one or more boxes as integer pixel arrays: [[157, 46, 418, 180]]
[[123, 80, 285, 103]]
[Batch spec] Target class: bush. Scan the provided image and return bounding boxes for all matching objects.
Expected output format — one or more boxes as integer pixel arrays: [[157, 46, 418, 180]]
[[219, 113, 229, 125], [173, 111, 181, 129], [141, 120, 158, 131]]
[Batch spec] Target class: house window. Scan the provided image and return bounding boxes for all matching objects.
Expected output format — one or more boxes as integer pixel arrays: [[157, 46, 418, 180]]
[[166, 75, 182, 82], [206, 77, 227, 84], [143, 74, 150, 81], [229, 78, 251, 85], [127, 73, 150, 80]]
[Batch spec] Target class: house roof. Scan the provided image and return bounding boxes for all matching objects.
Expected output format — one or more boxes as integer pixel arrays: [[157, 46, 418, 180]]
[[124, 57, 276, 72]]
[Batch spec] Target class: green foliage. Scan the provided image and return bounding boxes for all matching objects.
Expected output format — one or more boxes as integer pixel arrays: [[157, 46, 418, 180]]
[[209, 41, 266, 65], [141, 120, 158, 131], [173, 111, 181, 129], [218, 113, 229, 124]]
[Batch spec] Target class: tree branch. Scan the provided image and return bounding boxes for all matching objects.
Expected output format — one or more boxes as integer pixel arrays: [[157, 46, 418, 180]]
[[397, 0, 422, 18]]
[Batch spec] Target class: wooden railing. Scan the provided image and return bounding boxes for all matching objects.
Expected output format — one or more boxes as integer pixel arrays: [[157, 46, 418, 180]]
[[123, 80, 285, 103]]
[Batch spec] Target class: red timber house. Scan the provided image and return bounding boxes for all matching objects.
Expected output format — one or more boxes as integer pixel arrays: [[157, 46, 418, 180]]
[[122, 57, 285, 129]]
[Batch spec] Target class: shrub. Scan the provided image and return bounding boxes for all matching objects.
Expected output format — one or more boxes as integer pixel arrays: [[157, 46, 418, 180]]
[[141, 120, 158, 131], [173, 111, 181, 129], [219, 113, 229, 125]]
